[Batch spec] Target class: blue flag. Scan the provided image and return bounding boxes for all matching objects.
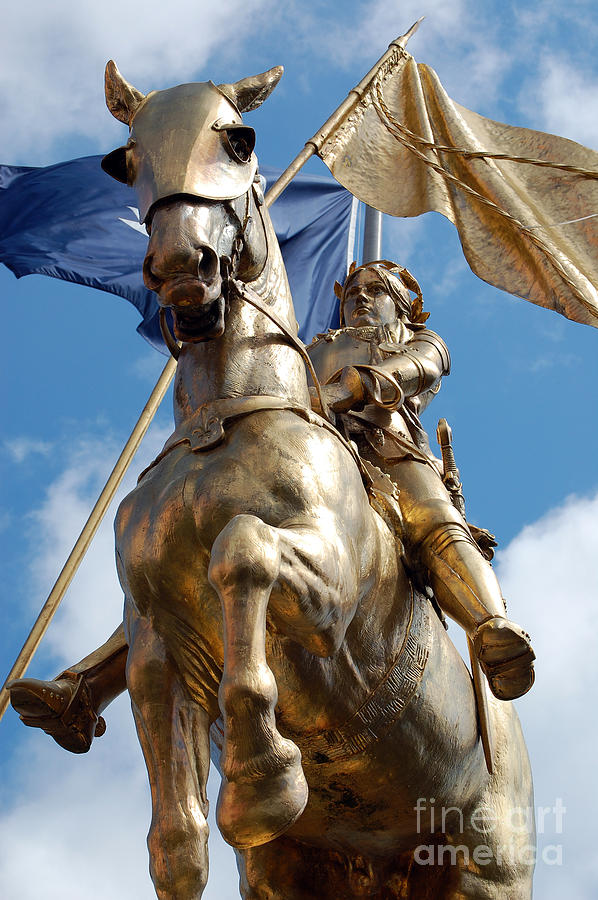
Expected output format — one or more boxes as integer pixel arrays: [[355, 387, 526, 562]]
[[0, 156, 357, 352]]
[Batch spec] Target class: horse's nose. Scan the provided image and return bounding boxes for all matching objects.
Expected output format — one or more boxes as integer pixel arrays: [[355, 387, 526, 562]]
[[142, 200, 222, 295], [143, 241, 220, 294]]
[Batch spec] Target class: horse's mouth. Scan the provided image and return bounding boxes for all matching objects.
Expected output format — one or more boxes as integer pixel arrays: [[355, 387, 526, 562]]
[[160, 275, 226, 342], [171, 299, 226, 342]]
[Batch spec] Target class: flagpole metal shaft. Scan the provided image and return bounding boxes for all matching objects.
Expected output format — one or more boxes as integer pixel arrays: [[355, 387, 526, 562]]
[[0, 354, 178, 723], [265, 146, 315, 207], [363, 206, 383, 263], [264, 18, 423, 207]]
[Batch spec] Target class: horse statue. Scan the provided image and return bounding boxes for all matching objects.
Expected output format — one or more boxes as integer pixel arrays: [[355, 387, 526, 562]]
[[96, 61, 534, 899]]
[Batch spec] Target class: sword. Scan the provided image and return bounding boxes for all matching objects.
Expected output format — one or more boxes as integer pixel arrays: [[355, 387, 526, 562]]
[[436, 418, 495, 775]]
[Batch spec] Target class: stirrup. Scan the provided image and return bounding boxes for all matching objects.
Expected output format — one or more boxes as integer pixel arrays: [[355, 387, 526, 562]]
[[473, 617, 536, 701], [7, 674, 106, 754]]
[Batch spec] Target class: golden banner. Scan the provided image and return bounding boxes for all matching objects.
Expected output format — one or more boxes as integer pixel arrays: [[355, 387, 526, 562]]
[[320, 47, 598, 328]]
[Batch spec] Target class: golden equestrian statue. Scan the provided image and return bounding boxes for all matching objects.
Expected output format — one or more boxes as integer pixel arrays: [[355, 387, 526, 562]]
[[8, 62, 536, 899]]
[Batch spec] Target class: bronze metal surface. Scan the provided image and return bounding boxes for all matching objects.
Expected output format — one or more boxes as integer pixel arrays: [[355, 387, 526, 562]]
[[319, 45, 598, 328], [264, 19, 423, 206], [106, 82, 256, 222], [6, 52, 537, 900]]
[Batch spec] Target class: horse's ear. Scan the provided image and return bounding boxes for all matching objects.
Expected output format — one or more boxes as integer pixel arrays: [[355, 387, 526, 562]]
[[218, 66, 283, 113], [105, 60, 145, 124]]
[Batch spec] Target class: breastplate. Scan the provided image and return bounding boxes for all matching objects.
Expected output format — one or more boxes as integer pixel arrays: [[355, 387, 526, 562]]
[[307, 326, 438, 465], [307, 326, 383, 384]]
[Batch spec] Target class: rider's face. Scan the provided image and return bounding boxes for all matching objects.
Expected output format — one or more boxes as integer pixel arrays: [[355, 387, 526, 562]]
[[342, 270, 398, 328]]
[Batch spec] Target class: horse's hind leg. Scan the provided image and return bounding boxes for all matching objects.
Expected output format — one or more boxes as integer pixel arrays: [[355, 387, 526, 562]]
[[208, 514, 309, 851], [126, 613, 211, 900]]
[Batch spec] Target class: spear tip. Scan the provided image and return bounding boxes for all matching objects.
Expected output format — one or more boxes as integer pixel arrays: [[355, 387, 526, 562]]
[[392, 16, 425, 49]]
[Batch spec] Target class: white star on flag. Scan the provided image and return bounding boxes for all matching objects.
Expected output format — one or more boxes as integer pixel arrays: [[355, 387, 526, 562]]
[[118, 206, 147, 236]]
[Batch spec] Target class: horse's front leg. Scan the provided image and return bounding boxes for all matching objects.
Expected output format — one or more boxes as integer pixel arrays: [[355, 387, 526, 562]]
[[208, 513, 358, 850], [126, 613, 211, 900]]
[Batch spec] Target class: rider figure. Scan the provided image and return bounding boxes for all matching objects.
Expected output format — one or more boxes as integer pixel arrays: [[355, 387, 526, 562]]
[[8, 261, 534, 753], [310, 260, 534, 702]]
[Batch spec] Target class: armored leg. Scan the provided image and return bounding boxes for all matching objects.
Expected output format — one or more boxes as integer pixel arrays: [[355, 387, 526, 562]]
[[393, 460, 535, 700], [8, 624, 128, 752]]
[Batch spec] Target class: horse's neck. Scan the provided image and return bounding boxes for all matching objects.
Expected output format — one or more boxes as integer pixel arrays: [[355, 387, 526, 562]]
[[173, 209, 311, 427]]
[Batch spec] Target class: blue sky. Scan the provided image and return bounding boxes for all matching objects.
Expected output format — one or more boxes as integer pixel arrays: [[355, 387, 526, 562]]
[[2, 1, 598, 897]]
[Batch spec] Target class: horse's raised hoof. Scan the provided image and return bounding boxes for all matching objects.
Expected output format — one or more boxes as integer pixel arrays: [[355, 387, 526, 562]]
[[217, 751, 308, 849], [474, 617, 536, 701], [7, 675, 105, 753]]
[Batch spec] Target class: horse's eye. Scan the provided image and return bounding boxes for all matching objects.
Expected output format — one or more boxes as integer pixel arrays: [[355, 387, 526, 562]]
[[221, 126, 256, 164], [101, 144, 133, 185]]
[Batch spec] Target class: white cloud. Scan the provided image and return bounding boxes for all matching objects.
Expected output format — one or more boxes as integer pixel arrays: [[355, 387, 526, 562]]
[[128, 351, 170, 384], [0, 698, 238, 899], [383, 215, 426, 268], [521, 57, 598, 148], [4, 437, 53, 463], [25, 427, 170, 665], [495, 491, 598, 899], [1, 0, 275, 162], [2, 5, 597, 897], [1, 425, 240, 898], [432, 255, 469, 300], [0, 700, 153, 899], [527, 351, 579, 374], [305, 0, 513, 110]]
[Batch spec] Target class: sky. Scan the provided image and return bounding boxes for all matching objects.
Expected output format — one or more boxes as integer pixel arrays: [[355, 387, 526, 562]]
[[1, 1, 598, 897]]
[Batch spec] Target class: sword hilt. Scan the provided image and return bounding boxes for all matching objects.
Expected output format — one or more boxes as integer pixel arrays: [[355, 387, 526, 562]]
[[436, 418, 466, 517]]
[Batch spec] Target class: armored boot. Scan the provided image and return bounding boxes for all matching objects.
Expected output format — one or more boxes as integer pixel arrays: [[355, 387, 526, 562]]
[[8, 625, 128, 752], [8, 672, 107, 753], [407, 500, 535, 700]]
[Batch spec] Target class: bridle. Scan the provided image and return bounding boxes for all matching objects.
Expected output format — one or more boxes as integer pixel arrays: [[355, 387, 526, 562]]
[[158, 187, 252, 360], [157, 183, 334, 423]]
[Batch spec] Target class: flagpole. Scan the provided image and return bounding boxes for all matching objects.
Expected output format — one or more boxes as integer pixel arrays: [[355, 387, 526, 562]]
[[264, 18, 423, 207], [362, 206, 383, 263], [0, 354, 177, 722]]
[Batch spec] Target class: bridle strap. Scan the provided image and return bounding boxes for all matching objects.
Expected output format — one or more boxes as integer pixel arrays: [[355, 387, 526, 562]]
[[160, 308, 181, 360], [156, 185, 333, 424], [231, 277, 333, 424], [225, 186, 256, 278]]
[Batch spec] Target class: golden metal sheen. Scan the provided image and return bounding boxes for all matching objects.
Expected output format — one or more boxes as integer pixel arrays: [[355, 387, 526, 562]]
[[7, 62, 537, 900], [320, 46, 598, 328], [104, 81, 256, 223], [1, 24, 422, 719], [264, 18, 422, 206]]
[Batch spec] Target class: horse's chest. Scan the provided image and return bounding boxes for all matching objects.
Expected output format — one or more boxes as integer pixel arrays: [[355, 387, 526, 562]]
[[115, 438, 275, 592], [116, 412, 327, 575], [117, 455, 212, 575]]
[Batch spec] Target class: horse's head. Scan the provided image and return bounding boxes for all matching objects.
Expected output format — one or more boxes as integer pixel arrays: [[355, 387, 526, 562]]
[[102, 61, 282, 342]]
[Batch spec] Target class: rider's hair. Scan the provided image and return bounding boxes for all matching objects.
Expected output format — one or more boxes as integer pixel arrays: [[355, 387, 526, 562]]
[[337, 260, 427, 325]]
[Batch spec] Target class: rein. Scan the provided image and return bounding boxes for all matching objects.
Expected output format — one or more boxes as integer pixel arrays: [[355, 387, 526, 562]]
[[226, 183, 334, 423], [158, 190, 252, 362], [230, 278, 333, 424], [158, 183, 334, 424]]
